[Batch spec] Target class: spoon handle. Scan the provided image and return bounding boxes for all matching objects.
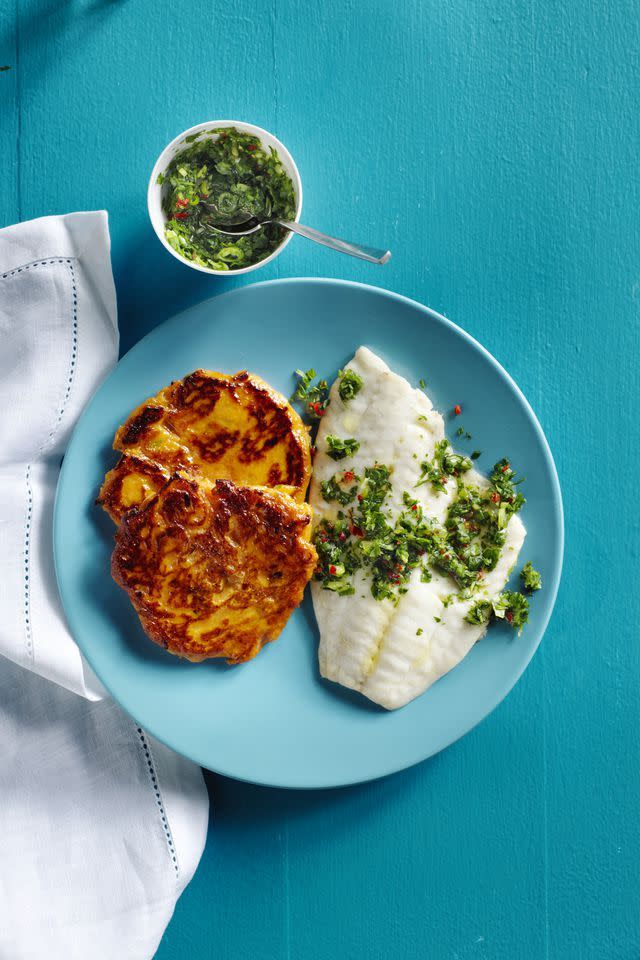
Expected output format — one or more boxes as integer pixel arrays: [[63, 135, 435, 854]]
[[277, 220, 391, 265]]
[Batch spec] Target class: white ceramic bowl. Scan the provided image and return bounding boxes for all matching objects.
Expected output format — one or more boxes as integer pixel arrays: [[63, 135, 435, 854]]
[[147, 120, 303, 276]]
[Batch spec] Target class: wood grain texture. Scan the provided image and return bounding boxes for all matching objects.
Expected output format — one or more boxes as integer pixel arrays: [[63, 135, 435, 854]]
[[3, 0, 640, 957]]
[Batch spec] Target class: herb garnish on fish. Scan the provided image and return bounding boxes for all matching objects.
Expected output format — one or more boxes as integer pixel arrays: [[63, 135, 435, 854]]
[[417, 439, 473, 493], [315, 453, 535, 622], [291, 368, 330, 419], [326, 436, 360, 460], [338, 368, 363, 402], [520, 561, 542, 592]]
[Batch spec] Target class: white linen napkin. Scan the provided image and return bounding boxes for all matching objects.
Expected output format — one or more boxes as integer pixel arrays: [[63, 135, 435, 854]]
[[0, 212, 209, 960]]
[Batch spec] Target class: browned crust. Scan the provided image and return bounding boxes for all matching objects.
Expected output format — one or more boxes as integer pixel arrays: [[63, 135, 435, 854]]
[[112, 369, 312, 501], [111, 476, 317, 664], [97, 454, 169, 523]]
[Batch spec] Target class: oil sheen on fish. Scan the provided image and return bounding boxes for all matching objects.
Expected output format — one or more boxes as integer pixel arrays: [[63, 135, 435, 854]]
[[309, 347, 526, 710]]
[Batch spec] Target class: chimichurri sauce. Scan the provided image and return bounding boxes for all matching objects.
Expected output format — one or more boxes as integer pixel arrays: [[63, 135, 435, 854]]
[[159, 127, 296, 270]]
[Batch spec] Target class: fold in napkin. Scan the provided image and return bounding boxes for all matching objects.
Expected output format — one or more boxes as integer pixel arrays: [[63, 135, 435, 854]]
[[0, 213, 208, 960]]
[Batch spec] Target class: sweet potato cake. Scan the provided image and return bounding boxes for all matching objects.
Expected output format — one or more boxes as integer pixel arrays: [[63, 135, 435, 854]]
[[97, 454, 168, 524], [102, 369, 311, 521], [112, 475, 317, 664]]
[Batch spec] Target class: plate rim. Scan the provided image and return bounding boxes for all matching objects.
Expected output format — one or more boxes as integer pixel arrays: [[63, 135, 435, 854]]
[[54, 278, 564, 788]]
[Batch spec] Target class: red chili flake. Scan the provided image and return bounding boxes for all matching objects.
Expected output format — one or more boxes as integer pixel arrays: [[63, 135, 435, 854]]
[[506, 611, 514, 624], [350, 525, 364, 537], [454, 405, 462, 416], [411, 503, 418, 511], [174, 212, 188, 220], [357, 494, 363, 501], [329, 565, 337, 575], [343, 471, 355, 482], [175, 198, 189, 208], [491, 492, 500, 503], [338, 532, 346, 542], [311, 445, 317, 457], [501, 463, 510, 473], [247, 143, 257, 151], [440, 476, 447, 485]]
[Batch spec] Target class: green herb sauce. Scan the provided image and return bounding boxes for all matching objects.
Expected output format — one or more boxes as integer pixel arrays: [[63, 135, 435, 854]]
[[291, 368, 330, 420], [160, 127, 296, 270], [314, 451, 537, 631], [326, 436, 360, 460], [520, 561, 542, 592], [338, 369, 364, 402]]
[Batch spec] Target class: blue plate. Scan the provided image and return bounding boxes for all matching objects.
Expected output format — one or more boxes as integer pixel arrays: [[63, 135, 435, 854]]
[[54, 280, 563, 788]]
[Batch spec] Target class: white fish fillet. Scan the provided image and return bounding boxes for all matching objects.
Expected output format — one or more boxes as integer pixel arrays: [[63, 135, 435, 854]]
[[310, 346, 526, 710]]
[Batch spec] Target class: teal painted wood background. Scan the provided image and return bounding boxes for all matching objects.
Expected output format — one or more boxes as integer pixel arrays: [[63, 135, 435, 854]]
[[2, 0, 639, 957]]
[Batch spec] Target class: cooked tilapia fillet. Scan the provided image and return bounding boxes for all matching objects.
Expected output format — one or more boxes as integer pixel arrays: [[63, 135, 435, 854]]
[[310, 346, 526, 710], [112, 475, 317, 664]]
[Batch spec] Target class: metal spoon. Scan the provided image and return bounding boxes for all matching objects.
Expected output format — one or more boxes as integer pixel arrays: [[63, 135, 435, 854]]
[[203, 207, 391, 265]]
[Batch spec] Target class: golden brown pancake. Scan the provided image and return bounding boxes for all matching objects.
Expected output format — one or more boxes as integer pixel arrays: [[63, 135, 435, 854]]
[[97, 454, 169, 524], [111, 370, 311, 512], [111, 475, 317, 664]]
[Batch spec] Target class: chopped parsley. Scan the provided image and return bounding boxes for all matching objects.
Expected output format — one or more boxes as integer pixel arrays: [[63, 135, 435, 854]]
[[471, 450, 482, 460], [465, 591, 530, 634], [419, 378, 426, 389], [489, 459, 525, 514], [338, 368, 363, 402], [315, 465, 435, 603], [431, 457, 526, 588], [492, 591, 530, 632], [464, 600, 492, 626], [160, 127, 296, 270], [455, 426, 473, 440], [416, 628, 424, 636], [320, 474, 359, 506], [326, 435, 360, 460], [314, 443, 532, 624], [520, 561, 542, 592], [417, 439, 473, 493], [291, 368, 330, 419], [315, 463, 487, 602]]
